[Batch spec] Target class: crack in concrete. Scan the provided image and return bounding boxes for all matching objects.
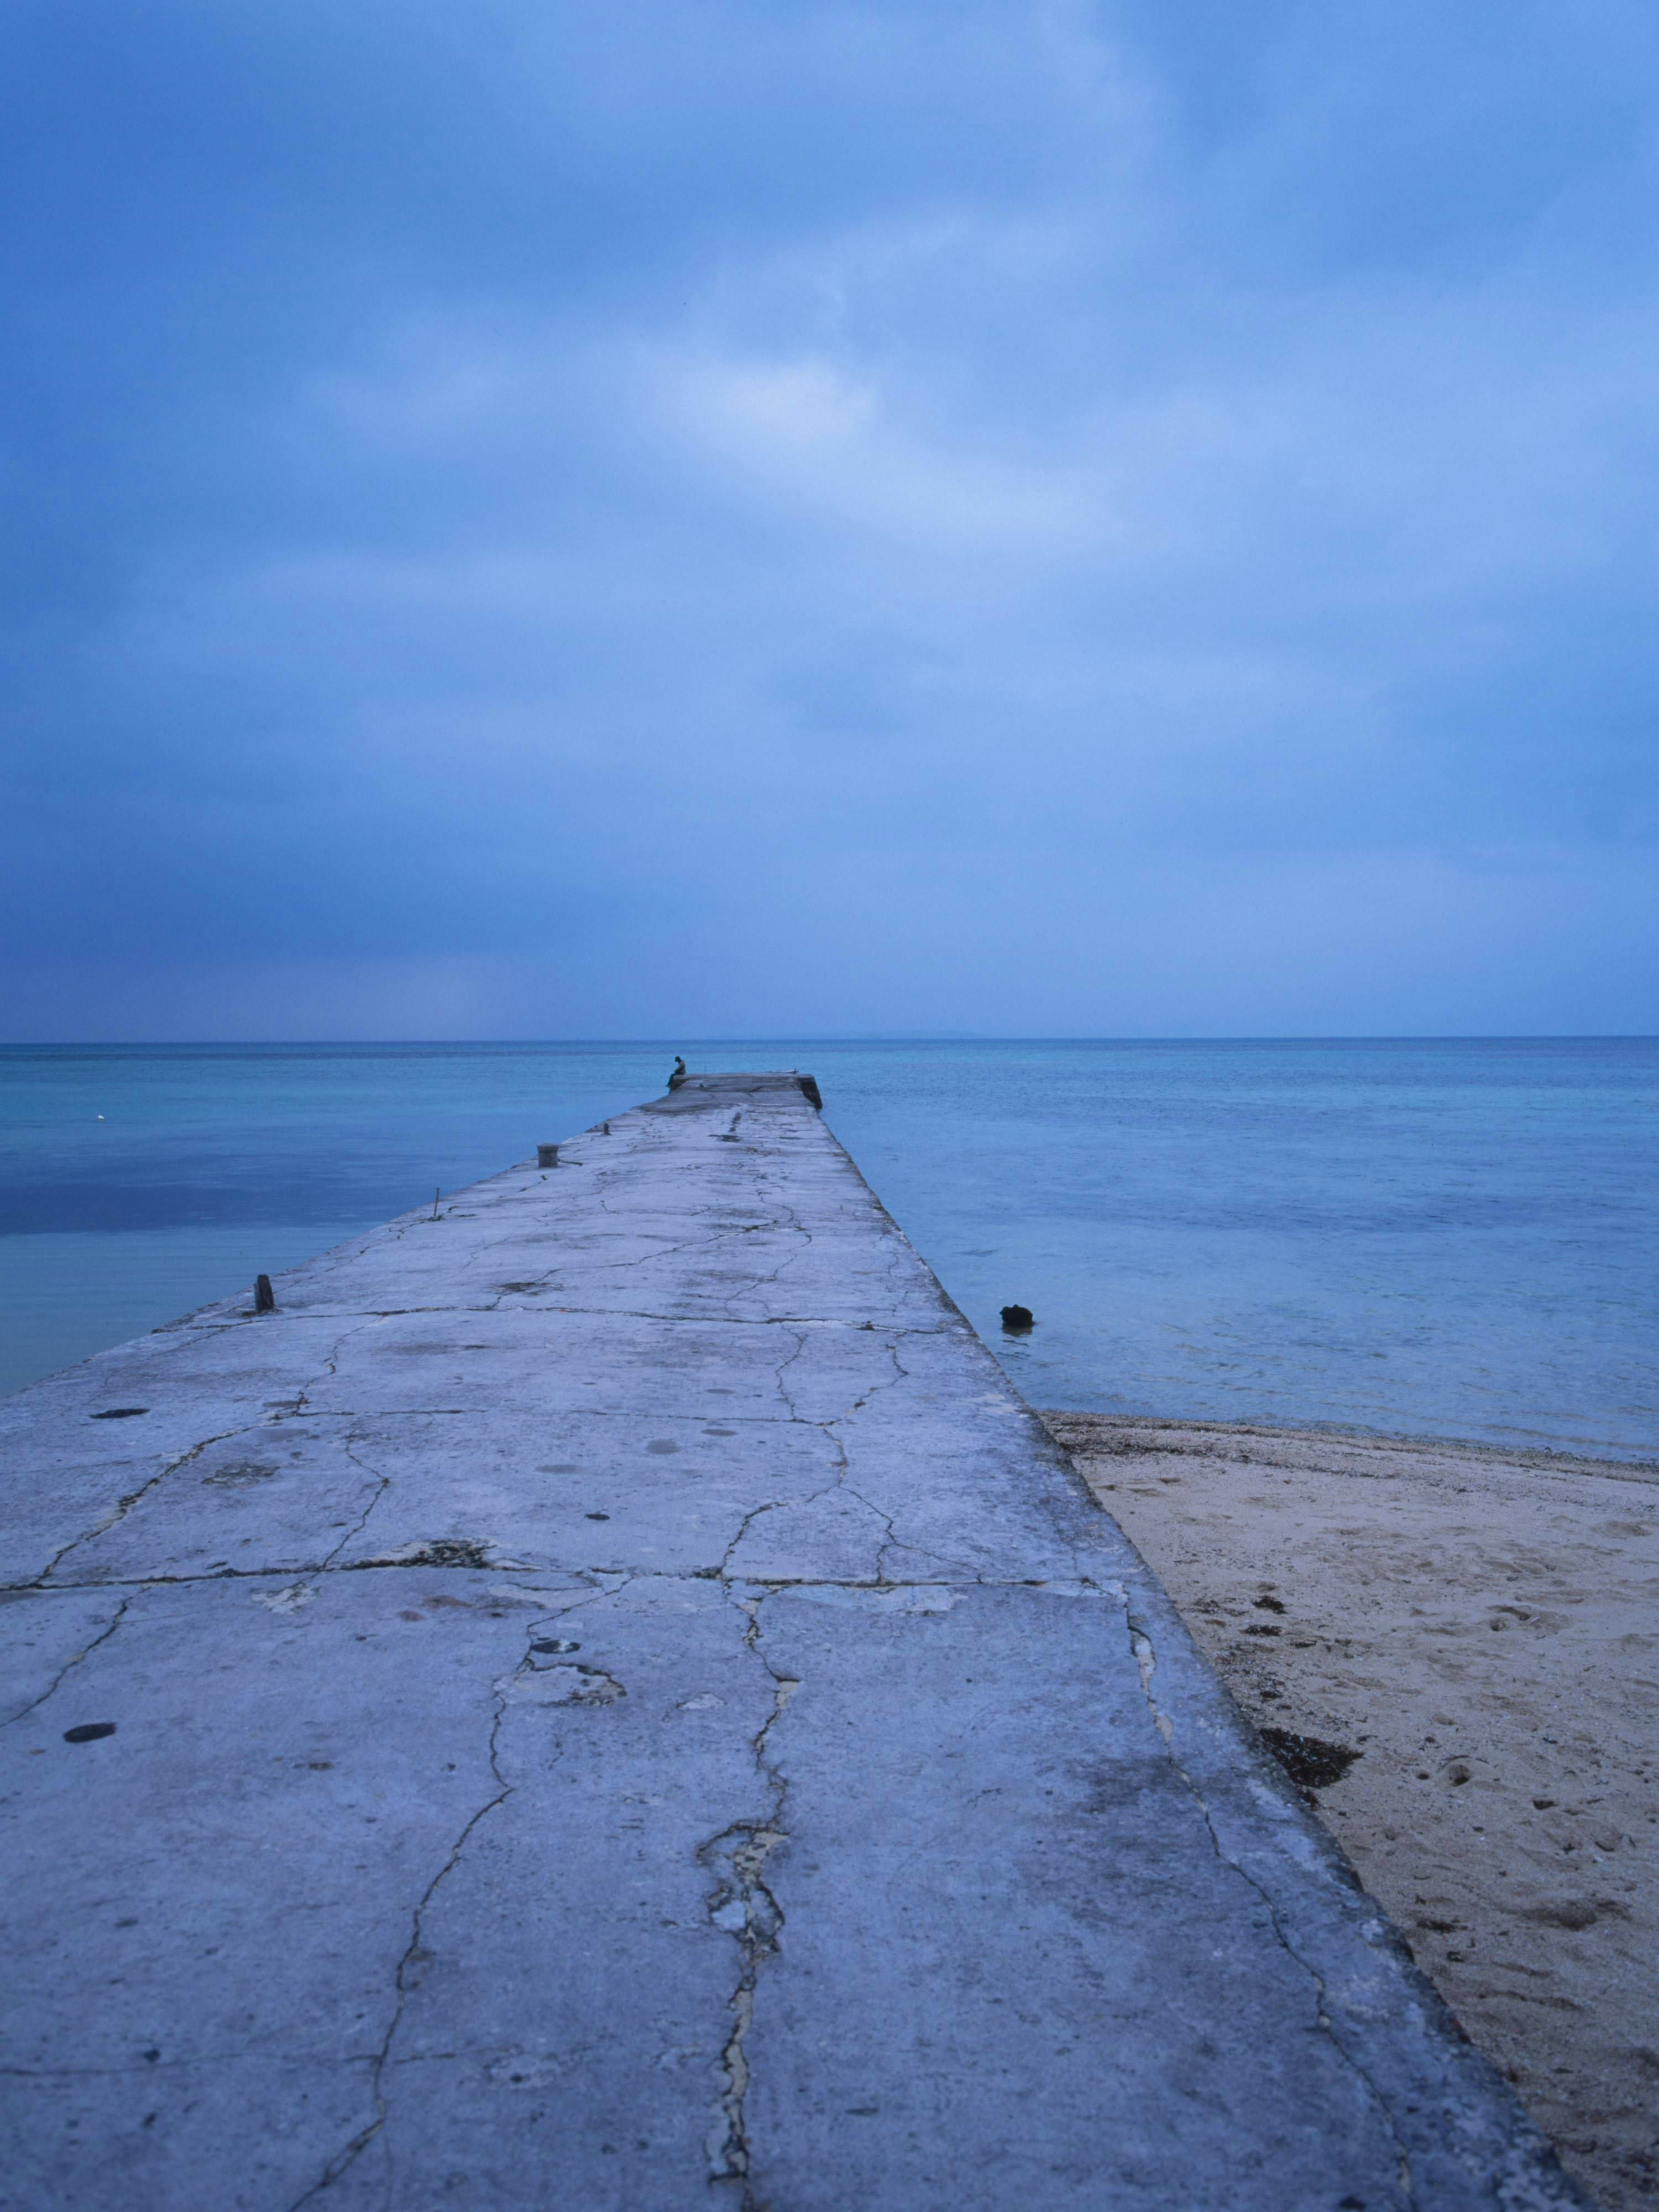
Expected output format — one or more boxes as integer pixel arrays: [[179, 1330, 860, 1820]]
[[819, 1334, 943, 1583], [767, 1325, 810, 1422], [715, 1341, 922, 1587], [286, 1664, 519, 2209], [1125, 1605, 1419, 2212], [716, 1495, 801, 1581], [3, 1566, 1085, 1601], [583, 1198, 797, 1285], [712, 1327, 962, 1587], [32, 1427, 254, 1586], [27, 1319, 390, 1589], [325, 1435, 395, 1570], [723, 1192, 811, 1312], [839, 1481, 941, 1586], [1, 1593, 131, 1728], [205, 1429, 402, 1618], [701, 1590, 797, 2205]]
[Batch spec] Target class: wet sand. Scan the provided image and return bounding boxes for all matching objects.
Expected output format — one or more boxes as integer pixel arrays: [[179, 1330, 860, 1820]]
[[1045, 1414, 1659, 2212]]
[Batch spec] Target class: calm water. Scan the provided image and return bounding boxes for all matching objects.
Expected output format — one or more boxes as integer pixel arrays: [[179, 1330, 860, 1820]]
[[1, 1040, 1653, 1460]]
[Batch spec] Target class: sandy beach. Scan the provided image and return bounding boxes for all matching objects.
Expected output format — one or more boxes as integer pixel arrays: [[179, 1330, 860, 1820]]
[[1046, 1414, 1659, 2212]]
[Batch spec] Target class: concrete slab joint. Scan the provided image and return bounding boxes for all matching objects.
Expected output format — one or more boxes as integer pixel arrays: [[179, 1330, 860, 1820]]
[[0, 1071, 1590, 2209]]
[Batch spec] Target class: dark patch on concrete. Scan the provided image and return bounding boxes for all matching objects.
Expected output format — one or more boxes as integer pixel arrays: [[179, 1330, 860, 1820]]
[[91, 1408, 149, 1420], [350, 1539, 492, 1570], [64, 1722, 118, 1744], [533, 1662, 625, 1703]]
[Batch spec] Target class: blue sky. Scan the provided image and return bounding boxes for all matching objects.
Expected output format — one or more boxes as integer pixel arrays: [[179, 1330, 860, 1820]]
[[3, 0, 1656, 1038]]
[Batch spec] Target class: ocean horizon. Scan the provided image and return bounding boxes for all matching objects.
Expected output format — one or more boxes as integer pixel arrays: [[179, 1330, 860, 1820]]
[[3, 1036, 1654, 1463]]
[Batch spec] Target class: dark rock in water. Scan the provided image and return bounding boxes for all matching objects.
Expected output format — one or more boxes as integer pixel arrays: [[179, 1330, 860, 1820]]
[[1260, 1726, 1361, 1792], [1000, 1305, 1034, 1334]]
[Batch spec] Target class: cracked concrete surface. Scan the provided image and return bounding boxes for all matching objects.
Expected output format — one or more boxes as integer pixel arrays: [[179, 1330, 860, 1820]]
[[0, 1072, 1589, 2209]]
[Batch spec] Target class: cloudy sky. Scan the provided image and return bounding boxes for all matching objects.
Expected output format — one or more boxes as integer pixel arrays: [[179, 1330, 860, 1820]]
[[3, 0, 1656, 1038]]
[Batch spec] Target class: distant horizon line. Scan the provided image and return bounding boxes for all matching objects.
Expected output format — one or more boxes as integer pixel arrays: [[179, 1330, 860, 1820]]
[[3, 1034, 1655, 1050]]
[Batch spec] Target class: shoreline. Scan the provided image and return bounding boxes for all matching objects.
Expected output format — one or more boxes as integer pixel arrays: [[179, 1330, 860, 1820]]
[[1046, 1412, 1659, 2212], [1054, 1408, 1659, 1478]]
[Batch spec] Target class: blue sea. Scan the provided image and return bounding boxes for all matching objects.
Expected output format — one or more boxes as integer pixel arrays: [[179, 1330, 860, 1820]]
[[1, 1040, 1653, 1461]]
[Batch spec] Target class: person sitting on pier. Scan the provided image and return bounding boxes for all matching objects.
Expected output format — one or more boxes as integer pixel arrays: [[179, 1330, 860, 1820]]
[[668, 1055, 687, 1089]]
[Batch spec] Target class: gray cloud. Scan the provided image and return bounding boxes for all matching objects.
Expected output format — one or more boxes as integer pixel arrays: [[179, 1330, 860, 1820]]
[[3, 0, 1656, 1036]]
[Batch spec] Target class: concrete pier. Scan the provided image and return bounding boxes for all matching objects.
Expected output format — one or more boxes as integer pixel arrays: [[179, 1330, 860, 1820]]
[[1, 1073, 1584, 2209]]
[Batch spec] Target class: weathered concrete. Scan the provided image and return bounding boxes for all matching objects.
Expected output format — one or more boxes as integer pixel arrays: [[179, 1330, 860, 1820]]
[[0, 1072, 1587, 2210]]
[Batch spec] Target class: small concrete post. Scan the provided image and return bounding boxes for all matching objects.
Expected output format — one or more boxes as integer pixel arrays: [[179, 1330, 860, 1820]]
[[254, 1274, 275, 1314], [537, 1144, 559, 1168]]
